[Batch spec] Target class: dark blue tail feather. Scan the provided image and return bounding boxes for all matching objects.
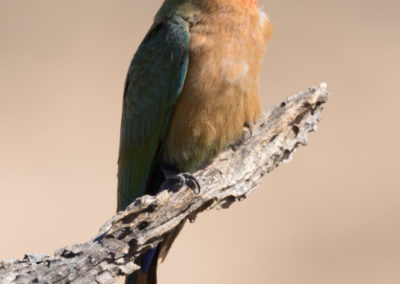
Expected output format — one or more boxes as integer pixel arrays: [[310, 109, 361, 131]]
[[141, 247, 158, 273]]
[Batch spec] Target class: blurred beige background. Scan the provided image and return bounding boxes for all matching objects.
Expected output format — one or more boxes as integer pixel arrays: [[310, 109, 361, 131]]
[[1, 0, 399, 283]]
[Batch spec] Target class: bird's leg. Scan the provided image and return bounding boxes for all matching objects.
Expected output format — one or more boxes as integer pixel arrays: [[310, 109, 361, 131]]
[[160, 163, 201, 194]]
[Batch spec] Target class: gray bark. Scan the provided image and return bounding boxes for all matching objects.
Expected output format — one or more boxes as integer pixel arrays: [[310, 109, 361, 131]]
[[0, 83, 329, 284]]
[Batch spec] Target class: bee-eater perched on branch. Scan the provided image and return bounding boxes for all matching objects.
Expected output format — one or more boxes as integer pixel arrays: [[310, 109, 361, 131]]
[[117, 0, 272, 283]]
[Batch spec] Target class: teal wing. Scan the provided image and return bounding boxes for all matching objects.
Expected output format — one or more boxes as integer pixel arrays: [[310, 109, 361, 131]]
[[117, 16, 189, 211]]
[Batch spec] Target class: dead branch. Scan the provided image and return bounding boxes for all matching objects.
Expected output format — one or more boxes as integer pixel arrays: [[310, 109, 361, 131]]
[[0, 83, 329, 284]]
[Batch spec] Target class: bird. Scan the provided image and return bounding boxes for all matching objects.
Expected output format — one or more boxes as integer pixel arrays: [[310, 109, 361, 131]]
[[117, 0, 272, 283]]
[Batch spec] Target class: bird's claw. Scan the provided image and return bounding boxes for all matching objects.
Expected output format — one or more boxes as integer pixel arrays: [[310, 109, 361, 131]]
[[244, 122, 253, 136], [179, 172, 201, 194], [161, 171, 201, 194]]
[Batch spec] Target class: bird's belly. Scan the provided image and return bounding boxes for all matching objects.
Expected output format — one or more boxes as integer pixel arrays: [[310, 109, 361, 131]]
[[163, 38, 262, 171]]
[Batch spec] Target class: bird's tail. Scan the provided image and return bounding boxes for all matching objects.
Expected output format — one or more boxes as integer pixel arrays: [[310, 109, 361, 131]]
[[126, 248, 159, 284], [125, 220, 186, 284]]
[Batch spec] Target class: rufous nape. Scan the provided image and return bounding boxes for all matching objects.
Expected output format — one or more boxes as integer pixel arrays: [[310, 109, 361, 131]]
[[117, 0, 272, 283]]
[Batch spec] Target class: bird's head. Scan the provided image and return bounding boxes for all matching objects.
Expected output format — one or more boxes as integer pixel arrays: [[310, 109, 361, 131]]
[[155, 0, 259, 24]]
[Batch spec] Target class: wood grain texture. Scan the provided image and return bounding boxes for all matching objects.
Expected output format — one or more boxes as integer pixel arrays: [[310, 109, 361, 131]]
[[0, 83, 329, 284]]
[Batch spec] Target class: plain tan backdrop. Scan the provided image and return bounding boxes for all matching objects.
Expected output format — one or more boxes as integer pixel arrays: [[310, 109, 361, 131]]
[[1, 1, 399, 283]]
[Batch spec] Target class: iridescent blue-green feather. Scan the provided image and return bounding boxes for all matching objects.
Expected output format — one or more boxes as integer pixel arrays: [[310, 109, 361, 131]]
[[117, 16, 189, 212]]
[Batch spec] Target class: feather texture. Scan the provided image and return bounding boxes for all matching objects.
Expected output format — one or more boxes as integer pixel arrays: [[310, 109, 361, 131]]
[[117, 16, 190, 211]]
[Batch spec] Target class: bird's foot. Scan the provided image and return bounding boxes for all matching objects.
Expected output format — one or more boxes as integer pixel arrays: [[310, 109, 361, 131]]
[[231, 122, 253, 150], [179, 172, 201, 194], [160, 165, 201, 194], [244, 122, 253, 136]]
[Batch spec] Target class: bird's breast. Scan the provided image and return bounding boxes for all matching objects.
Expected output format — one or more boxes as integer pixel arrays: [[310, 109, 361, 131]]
[[162, 6, 272, 171]]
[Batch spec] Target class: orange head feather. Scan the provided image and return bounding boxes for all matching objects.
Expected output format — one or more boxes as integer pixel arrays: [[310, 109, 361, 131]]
[[240, 0, 258, 7]]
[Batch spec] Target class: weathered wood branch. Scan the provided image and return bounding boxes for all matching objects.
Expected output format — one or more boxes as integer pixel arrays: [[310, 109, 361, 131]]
[[0, 83, 329, 284]]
